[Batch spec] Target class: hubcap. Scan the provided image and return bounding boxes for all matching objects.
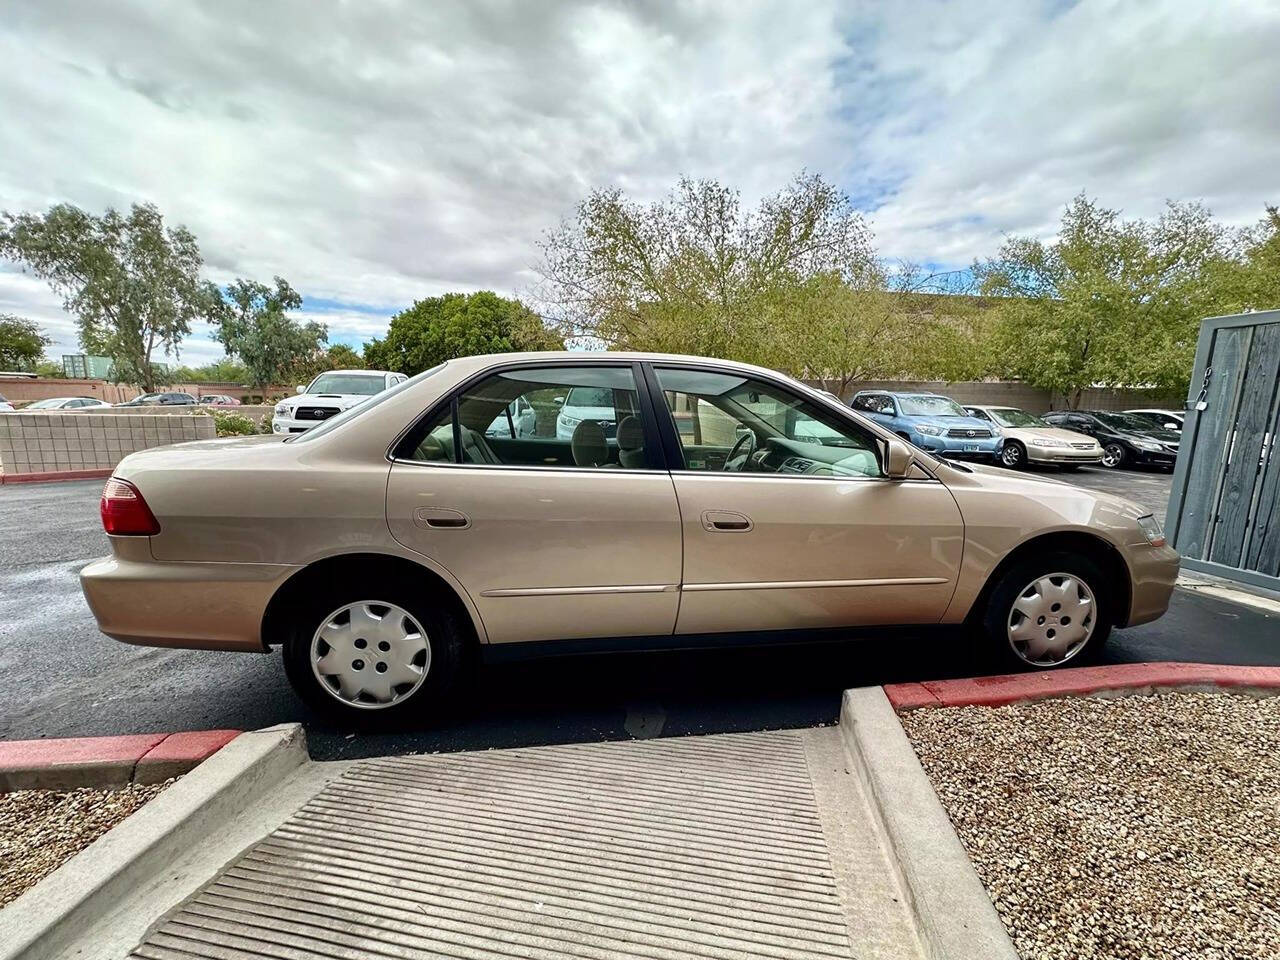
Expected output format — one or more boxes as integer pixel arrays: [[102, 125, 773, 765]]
[[1007, 573, 1096, 667], [1002, 445, 1022, 466], [310, 601, 430, 709], [1102, 444, 1123, 467]]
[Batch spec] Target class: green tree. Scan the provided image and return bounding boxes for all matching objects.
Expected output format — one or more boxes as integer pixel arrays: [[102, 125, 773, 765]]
[[0, 314, 49, 370], [363, 291, 562, 375], [170, 357, 252, 384], [975, 195, 1236, 406], [535, 173, 878, 368], [1208, 205, 1280, 313], [209, 278, 327, 389], [0, 203, 210, 390]]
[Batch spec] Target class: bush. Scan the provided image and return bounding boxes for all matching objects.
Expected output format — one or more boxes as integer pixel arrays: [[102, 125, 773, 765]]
[[212, 412, 258, 437]]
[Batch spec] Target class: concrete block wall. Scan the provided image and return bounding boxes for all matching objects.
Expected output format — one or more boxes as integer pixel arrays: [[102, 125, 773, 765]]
[[0, 412, 215, 478]]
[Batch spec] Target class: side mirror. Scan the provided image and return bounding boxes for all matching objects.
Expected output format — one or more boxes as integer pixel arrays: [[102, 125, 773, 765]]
[[883, 437, 913, 478], [296, 385, 306, 394], [553, 396, 565, 406]]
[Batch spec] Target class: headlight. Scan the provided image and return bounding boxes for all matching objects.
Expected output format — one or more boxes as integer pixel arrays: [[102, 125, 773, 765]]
[[560, 415, 580, 428], [1137, 514, 1166, 546], [1031, 438, 1067, 448], [914, 423, 943, 436], [1134, 439, 1162, 451], [274, 403, 289, 416]]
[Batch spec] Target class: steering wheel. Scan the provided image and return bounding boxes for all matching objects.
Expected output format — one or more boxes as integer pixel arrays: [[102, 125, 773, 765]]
[[723, 430, 757, 471]]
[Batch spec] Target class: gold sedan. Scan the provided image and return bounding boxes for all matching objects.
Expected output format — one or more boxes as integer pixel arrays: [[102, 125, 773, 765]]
[[81, 353, 1179, 722]]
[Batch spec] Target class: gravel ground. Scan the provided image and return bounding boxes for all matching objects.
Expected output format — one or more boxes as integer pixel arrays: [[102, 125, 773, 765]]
[[0, 782, 167, 907], [900, 692, 1280, 960]]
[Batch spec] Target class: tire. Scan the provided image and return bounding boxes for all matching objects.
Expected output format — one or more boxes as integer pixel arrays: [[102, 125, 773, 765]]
[[979, 550, 1112, 672], [1101, 442, 1127, 469], [999, 441, 1026, 469], [282, 571, 469, 725]]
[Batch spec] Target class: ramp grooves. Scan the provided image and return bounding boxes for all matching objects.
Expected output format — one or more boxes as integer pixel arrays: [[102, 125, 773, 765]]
[[131, 731, 853, 959]]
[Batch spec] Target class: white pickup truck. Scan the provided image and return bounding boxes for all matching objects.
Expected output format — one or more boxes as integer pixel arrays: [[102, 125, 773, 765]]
[[272, 369, 407, 434]]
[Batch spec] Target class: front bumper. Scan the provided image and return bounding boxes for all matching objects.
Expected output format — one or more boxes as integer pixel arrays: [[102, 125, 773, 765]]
[[80, 553, 299, 652], [1025, 446, 1103, 465], [913, 434, 1001, 459], [1124, 542, 1181, 627], [1130, 448, 1178, 468]]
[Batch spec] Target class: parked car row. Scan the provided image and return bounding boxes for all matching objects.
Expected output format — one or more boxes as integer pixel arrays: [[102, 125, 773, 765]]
[[847, 389, 1182, 472], [0, 392, 244, 409]]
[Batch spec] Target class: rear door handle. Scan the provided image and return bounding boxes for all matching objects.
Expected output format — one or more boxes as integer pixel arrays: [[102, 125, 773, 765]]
[[413, 507, 471, 529], [701, 510, 753, 532]]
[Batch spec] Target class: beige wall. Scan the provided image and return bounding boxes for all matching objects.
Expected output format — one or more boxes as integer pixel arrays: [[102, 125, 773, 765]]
[[0, 411, 216, 477]]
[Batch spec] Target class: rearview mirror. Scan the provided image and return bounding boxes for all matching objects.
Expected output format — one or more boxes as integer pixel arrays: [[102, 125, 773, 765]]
[[883, 437, 913, 478], [296, 385, 305, 394]]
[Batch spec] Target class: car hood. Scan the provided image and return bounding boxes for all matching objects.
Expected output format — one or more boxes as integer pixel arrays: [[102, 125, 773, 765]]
[[943, 461, 1157, 535], [282, 394, 373, 410], [1002, 426, 1099, 444]]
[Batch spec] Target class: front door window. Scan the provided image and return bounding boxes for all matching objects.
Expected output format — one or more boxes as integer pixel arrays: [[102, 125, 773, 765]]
[[655, 368, 881, 477]]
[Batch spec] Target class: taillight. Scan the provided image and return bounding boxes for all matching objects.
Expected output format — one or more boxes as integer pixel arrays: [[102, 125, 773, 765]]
[[100, 478, 161, 536]]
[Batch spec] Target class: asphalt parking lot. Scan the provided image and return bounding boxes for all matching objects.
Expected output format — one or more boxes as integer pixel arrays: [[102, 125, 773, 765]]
[[1, 466, 1274, 761]]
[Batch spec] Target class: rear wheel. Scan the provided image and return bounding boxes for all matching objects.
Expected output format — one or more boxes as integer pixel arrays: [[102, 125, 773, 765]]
[[980, 551, 1112, 671], [282, 573, 468, 725], [999, 441, 1026, 469], [1101, 442, 1127, 469]]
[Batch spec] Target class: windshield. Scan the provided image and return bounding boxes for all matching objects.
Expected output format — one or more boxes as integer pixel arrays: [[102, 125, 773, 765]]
[[565, 386, 613, 407], [990, 408, 1047, 428], [289, 363, 446, 442], [27, 398, 63, 409], [1097, 411, 1163, 432], [898, 395, 968, 417], [307, 373, 385, 396]]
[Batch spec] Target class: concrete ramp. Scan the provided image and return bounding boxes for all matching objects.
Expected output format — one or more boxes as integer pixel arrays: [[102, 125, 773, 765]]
[[130, 729, 921, 959]]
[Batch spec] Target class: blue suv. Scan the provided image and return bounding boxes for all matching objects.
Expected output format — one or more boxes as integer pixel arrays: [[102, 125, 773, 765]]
[[850, 391, 1001, 461]]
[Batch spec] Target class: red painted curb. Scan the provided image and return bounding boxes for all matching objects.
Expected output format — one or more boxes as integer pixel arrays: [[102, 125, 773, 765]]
[[885, 661, 1280, 711], [0, 730, 241, 790], [0, 468, 113, 484]]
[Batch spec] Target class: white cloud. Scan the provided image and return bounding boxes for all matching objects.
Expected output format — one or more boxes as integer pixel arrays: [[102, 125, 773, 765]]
[[0, 0, 1276, 364]]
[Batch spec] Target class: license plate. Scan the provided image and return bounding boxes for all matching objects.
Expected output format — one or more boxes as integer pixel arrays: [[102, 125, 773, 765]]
[[965, 444, 981, 452]]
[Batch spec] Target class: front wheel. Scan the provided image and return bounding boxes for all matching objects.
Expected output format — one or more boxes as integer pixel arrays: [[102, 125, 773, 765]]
[[980, 552, 1112, 671], [282, 576, 468, 724], [999, 441, 1026, 469], [1101, 442, 1127, 469]]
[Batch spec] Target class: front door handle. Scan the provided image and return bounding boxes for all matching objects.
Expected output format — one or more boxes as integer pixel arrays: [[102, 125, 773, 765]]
[[413, 507, 470, 530], [701, 510, 753, 532]]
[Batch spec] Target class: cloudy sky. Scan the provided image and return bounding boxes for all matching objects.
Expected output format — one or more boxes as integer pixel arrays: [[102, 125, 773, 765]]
[[1, 0, 1277, 367]]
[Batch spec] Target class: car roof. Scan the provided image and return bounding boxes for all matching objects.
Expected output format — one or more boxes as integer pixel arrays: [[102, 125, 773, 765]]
[[320, 369, 388, 376]]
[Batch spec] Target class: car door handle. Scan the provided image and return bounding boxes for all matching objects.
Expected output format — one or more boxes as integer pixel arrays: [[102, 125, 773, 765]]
[[701, 510, 753, 532], [413, 507, 470, 530]]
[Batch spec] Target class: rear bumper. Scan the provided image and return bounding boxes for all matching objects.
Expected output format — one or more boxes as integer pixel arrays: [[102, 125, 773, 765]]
[[1123, 543, 1181, 627], [80, 554, 299, 652]]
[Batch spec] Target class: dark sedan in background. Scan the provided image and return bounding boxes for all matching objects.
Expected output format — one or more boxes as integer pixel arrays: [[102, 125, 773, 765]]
[[1041, 410, 1180, 470]]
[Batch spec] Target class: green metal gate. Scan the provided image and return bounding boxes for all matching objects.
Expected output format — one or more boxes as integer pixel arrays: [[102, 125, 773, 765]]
[[1167, 309, 1280, 591]]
